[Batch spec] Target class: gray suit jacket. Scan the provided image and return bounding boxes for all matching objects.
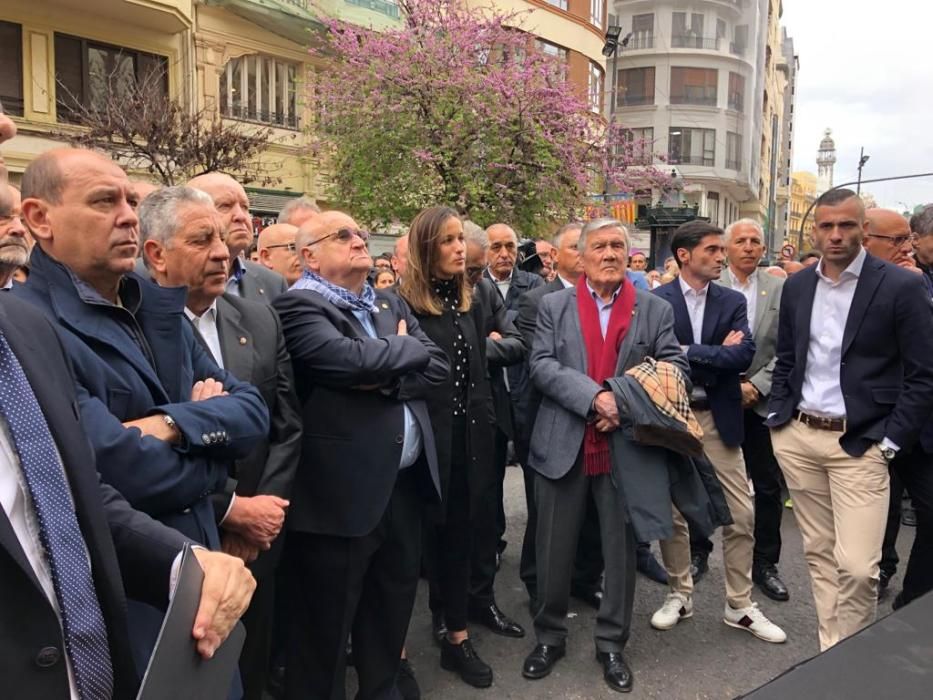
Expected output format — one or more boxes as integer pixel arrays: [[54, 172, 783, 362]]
[[717, 267, 784, 417], [236, 260, 288, 303], [528, 286, 689, 480]]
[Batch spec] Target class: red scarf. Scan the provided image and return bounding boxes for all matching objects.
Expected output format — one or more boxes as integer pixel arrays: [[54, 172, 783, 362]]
[[576, 275, 637, 476]]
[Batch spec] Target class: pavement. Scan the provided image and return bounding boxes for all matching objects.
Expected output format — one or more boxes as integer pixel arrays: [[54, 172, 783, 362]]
[[387, 465, 915, 700]]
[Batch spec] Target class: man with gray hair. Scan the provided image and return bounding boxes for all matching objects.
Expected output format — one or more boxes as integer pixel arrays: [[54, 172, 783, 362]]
[[911, 205, 933, 298], [140, 186, 302, 700], [522, 218, 687, 691], [277, 195, 321, 228]]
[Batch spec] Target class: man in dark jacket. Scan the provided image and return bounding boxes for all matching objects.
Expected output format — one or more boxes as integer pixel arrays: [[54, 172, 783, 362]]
[[273, 211, 448, 700], [16, 148, 270, 670]]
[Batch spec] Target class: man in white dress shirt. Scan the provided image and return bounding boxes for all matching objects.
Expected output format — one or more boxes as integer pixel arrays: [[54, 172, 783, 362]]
[[767, 188, 933, 649]]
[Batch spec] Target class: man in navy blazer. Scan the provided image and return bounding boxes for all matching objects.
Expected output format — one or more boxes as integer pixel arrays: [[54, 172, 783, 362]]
[[15, 148, 270, 670], [767, 189, 933, 649], [651, 221, 786, 644]]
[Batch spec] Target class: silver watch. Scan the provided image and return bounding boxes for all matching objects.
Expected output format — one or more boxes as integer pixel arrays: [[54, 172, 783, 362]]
[[879, 444, 897, 462]]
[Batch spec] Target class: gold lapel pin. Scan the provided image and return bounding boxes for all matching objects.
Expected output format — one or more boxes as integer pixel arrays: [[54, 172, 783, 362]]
[[381, 302, 389, 309], [239, 337, 247, 345], [761, 290, 767, 296]]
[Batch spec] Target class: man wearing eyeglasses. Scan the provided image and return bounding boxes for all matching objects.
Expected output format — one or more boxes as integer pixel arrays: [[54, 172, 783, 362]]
[[864, 208, 921, 274], [273, 211, 447, 700], [257, 223, 302, 287]]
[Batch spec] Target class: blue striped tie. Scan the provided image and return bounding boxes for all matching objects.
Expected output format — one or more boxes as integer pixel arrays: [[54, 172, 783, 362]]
[[0, 330, 113, 699]]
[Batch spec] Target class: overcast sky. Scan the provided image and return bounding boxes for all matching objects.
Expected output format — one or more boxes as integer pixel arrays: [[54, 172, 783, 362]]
[[782, 0, 933, 212]]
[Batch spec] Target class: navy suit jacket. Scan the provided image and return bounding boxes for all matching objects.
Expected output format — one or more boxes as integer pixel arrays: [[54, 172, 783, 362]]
[[0, 293, 189, 700], [766, 253, 933, 457], [654, 279, 755, 447], [15, 246, 270, 548], [273, 287, 448, 537]]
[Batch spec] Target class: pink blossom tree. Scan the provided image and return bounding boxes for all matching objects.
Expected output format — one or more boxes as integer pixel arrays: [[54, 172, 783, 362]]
[[312, 0, 671, 233]]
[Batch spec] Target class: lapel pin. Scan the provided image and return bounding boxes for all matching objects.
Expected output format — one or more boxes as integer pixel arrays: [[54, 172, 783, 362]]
[[381, 302, 389, 309], [239, 337, 247, 345], [761, 290, 767, 295], [259, 289, 265, 295]]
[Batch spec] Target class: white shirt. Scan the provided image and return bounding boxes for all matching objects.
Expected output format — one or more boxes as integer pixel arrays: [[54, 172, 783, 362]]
[[798, 248, 866, 418], [679, 276, 710, 344], [557, 274, 574, 289], [185, 302, 224, 370], [732, 270, 759, 331], [489, 268, 512, 301]]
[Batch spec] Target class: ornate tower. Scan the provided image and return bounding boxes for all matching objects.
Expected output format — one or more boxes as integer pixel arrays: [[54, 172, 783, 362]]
[[816, 128, 836, 194]]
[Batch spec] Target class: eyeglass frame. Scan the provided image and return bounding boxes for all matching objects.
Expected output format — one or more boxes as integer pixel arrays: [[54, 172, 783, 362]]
[[864, 233, 913, 247], [263, 242, 297, 253], [305, 228, 372, 248]]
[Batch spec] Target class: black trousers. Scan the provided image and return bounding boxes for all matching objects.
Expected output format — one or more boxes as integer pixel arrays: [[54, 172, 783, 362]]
[[285, 468, 422, 700], [427, 419, 473, 631], [888, 448, 933, 605], [239, 535, 284, 700], [880, 472, 904, 578], [691, 409, 784, 569], [467, 426, 508, 608]]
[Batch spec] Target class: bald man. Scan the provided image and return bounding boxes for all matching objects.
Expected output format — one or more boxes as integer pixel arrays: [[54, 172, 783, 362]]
[[189, 172, 288, 303], [864, 208, 920, 273], [392, 233, 409, 280], [14, 147, 268, 675], [258, 223, 302, 287], [130, 179, 161, 203]]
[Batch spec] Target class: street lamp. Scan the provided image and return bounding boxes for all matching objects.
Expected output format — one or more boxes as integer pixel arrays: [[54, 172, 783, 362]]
[[601, 27, 631, 206], [856, 147, 870, 194]]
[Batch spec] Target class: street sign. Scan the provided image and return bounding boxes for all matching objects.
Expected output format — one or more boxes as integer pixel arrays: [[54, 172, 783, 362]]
[[781, 244, 796, 260]]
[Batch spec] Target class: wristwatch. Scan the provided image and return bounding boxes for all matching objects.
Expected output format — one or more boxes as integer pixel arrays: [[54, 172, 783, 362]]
[[162, 413, 178, 434], [879, 444, 897, 462]]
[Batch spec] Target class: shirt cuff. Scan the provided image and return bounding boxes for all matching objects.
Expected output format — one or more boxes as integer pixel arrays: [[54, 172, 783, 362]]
[[881, 437, 901, 452], [170, 545, 207, 599], [218, 492, 237, 526]]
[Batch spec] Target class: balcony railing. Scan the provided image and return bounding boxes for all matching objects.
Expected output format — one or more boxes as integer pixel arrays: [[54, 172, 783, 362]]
[[671, 35, 720, 50], [727, 92, 744, 111], [617, 94, 654, 107], [345, 0, 400, 19], [725, 159, 742, 171], [670, 92, 717, 107], [729, 42, 746, 57], [669, 154, 715, 167], [628, 34, 654, 50]]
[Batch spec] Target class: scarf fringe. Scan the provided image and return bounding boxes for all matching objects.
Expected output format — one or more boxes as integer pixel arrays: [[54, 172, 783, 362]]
[[583, 448, 612, 477]]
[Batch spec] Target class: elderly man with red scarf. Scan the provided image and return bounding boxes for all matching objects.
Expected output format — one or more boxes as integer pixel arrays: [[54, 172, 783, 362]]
[[519, 218, 689, 694]]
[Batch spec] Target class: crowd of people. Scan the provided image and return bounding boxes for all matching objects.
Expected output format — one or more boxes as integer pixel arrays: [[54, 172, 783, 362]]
[[2, 100, 933, 700]]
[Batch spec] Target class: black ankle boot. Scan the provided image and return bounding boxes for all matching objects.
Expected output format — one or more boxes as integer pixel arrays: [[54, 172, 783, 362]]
[[440, 638, 493, 688]]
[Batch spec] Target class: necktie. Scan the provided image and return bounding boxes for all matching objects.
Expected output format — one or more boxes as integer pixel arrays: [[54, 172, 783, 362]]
[[0, 330, 113, 700]]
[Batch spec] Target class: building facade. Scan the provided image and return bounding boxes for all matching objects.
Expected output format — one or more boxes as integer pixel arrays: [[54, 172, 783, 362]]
[[607, 0, 793, 234], [788, 169, 816, 251], [816, 127, 836, 195], [772, 26, 798, 249]]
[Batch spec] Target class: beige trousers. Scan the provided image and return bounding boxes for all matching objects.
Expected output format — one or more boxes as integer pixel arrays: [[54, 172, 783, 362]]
[[770, 419, 890, 650], [659, 410, 755, 609]]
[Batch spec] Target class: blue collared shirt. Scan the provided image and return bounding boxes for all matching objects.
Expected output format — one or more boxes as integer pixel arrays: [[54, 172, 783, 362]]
[[350, 308, 423, 469], [585, 281, 622, 338]]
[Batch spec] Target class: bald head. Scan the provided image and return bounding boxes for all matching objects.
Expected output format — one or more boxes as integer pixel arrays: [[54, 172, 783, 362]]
[[781, 260, 804, 275], [392, 233, 409, 278], [130, 180, 161, 204], [864, 208, 912, 264], [296, 210, 372, 290], [257, 223, 301, 285], [486, 223, 519, 280], [188, 172, 252, 256]]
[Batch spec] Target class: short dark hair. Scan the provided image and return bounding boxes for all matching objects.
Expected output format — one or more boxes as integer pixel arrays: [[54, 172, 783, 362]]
[[21, 150, 66, 204], [670, 220, 724, 268], [799, 251, 820, 262], [910, 205, 933, 238], [815, 187, 861, 210]]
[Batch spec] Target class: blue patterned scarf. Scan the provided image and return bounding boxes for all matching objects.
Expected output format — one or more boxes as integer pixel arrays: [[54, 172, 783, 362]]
[[290, 270, 378, 313]]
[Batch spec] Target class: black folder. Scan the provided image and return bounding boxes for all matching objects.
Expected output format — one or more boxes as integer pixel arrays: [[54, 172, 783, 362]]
[[137, 545, 246, 700]]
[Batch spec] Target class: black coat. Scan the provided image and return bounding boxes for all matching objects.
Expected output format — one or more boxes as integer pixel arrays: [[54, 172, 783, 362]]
[[0, 293, 189, 700], [409, 279, 525, 516], [273, 288, 448, 537]]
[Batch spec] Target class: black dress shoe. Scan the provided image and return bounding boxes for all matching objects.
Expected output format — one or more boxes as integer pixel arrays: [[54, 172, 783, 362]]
[[753, 565, 790, 602], [396, 659, 421, 700], [432, 612, 448, 646], [571, 585, 603, 610], [522, 644, 565, 679], [689, 553, 709, 583], [636, 548, 669, 585], [596, 651, 633, 693], [468, 602, 526, 638], [440, 638, 493, 688]]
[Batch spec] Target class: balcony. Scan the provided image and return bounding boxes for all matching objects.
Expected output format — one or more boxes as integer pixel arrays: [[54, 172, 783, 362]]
[[628, 34, 654, 50], [669, 155, 715, 167], [345, 0, 399, 19], [729, 42, 747, 57], [671, 35, 721, 50], [727, 92, 744, 112], [204, 0, 323, 43], [617, 94, 654, 108], [670, 92, 717, 107], [726, 159, 741, 171]]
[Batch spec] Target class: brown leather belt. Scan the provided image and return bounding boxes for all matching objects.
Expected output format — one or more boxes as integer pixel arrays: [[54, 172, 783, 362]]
[[793, 409, 846, 432]]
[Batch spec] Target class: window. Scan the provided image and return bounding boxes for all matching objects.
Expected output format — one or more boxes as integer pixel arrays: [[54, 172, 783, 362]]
[[672, 12, 713, 48], [220, 55, 298, 129], [731, 25, 748, 56], [726, 132, 742, 170], [0, 22, 23, 116], [622, 127, 654, 165], [631, 14, 654, 49], [670, 67, 717, 106], [536, 40, 568, 82], [54, 34, 168, 124], [728, 72, 745, 112], [669, 127, 715, 166], [707, 191, 720, 226], [590, 0, 604, 28], [345, 0, 400, 19], [544, 0, 568, 10], [617, 67, 654, 107], [588, 62, 604, 113]]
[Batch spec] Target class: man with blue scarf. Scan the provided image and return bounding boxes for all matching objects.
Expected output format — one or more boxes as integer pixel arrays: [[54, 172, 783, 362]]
[[273, 211, 448, 700]]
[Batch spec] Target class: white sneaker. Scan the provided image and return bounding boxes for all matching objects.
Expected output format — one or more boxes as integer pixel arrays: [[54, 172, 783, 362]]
[[650, 593, 693, 630], [723, 602, 787, 643]]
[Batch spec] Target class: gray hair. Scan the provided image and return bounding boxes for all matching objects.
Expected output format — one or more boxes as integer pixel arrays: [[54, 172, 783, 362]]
[[578, 218, 628, 252], [138, 186, 215, 268], [463, 220, 487, 250], [485, 222, 519, 245], [277, 195, 321, 224], [910, 205, 933, 237], [724, 218, 764, 244], [552, 221, 583, 249]]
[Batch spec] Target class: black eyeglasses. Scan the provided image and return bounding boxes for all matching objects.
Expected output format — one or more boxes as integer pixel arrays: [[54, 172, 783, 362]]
[[307, 228, 371, 247], [264, 242, 297, 252], [865, 233, 912, 247]]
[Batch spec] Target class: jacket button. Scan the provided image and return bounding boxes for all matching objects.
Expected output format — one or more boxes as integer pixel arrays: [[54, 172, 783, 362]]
[[395, 434, 404, 444], [202, 433, 210, 444], [35, 646, 60, 668]]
